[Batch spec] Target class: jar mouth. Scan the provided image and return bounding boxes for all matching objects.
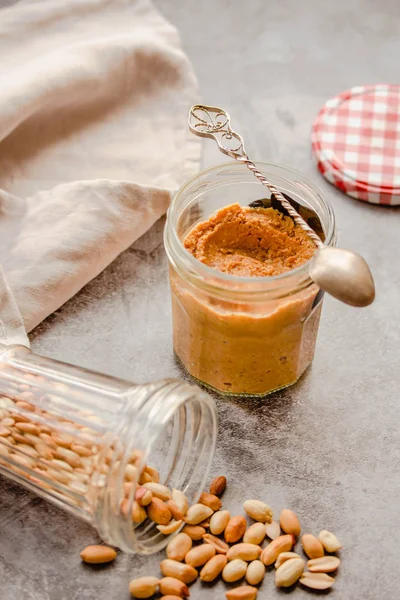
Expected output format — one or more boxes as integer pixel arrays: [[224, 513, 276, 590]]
[[165, 161, 336, 298], [97, 379, 217, 555]]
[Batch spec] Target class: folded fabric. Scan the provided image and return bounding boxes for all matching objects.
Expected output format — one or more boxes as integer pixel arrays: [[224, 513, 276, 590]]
[[0, 0, 201, 346]]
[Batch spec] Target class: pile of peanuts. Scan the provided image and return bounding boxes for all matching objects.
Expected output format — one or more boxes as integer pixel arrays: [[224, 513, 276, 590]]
[[81, 475, 342, 599]]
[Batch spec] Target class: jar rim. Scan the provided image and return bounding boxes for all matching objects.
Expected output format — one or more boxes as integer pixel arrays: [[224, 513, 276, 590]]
[[165, 161, 336, 298]]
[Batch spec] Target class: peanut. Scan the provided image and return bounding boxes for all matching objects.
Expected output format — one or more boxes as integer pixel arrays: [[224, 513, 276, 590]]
[[166, 532, 192, 561], [243, 500, 273, 523], [319, 530, 342, 553], [265, 520, 281, 540], [275, 558, 305, 587], [260, 535, 293, 566], [132, 501, 147, 524], [222, 558, 248, 583], [199, 491, 222, 511], [181, 525, 206, 541], [166, 500, 185, 522], [225, 516, 247, 543], [80, 545, 116, 564], [300, 572, 335, 590], [135, 486, 153, 507], [157, 520, 183, 535], [159, 577, 189, 598], [209, 475, 226, 496], [171, 489, 189, 517], [243, 523, 266, 545], [160, 560, 198, 584], [245, 560, 265, 585], [226, 543, 262, 562], [185, 504, 213, 525], [307, 556, 340, 573], [143, 482, 171, 502], [301, 533, 324, 559], [129, 576, 159, 598], [279, 509, 301, 537], [185, 544, 215, 567], [225, 586, 258, 600], [147, 498, 171, 525], [200, 554, 228, 582], [203, 533, 229, 554], [275, 552, 301, 569], [209, 510, 231, 535]]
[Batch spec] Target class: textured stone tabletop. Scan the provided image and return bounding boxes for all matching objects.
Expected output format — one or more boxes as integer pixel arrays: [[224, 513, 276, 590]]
[[0, 1, 399, 599]]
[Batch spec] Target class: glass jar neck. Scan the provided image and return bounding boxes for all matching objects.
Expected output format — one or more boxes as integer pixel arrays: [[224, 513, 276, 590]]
[[164, 161, 336, 301], [95, 379, 217, 553]]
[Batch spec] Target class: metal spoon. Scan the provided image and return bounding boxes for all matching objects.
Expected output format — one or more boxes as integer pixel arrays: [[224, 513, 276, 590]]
[[188, 104, 375, 307]]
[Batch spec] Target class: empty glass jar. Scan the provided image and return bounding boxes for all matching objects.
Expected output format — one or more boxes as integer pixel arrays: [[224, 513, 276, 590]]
[[0, 344, 217, 554]]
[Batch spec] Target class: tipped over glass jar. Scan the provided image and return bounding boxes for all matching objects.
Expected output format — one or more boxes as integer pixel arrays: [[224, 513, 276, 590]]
[[0, 344, 217, 554], [164, 162, 336, 397]]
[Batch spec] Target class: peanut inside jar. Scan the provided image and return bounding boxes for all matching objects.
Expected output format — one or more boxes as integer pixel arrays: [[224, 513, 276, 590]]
[[171, 202, 320, 396]]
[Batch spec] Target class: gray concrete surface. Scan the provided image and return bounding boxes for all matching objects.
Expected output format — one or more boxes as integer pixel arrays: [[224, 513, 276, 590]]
[[0, 0, 400, 598]]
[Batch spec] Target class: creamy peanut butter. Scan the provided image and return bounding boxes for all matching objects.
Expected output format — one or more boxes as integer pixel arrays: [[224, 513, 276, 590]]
[[171, 203, 321, 396], [184, 203, 315, 277]]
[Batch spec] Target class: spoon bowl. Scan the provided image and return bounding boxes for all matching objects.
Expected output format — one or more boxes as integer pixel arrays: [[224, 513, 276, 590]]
[[310, 247, 375, 307]]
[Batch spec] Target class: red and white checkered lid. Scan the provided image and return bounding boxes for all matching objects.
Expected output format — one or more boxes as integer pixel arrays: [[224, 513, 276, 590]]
[[312, 84, 400, 205]]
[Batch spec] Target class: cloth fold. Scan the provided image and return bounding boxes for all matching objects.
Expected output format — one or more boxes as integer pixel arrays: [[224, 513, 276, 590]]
[[0, 0, 201, 345]]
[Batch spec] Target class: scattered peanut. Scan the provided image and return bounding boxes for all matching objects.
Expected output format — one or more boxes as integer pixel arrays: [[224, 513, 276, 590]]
[[245, 560, 265, 585], [300, 572, 335, 590], [159, 577, 190, 598], [200, 554, 228, 582], [160, 560, 198, 584], [203, 533, 229, 554], [181, 525, 206, 541], [185, 544, 216, 568], [243, 522, 266, 545], [260, 535, 293, 566], [222, 558, 248, 583], [243, 500, 273, 523], [185, 504, 213, 525], [301, 534, 324, 559], [226, 543, 262, 562], [166, 533, 192, 562], [199, 491, 222, 511], [307, 556, 340, 573], [209, 510, 231, 535], [80, 545, 116, 564], [209, 475, 227, 496], [275, 558, 305, 587], [275, 552, 301, 569], [225, 586, 258, 600], [129, 576, 160, 598], [224, 516, 247, 543], [265, 520, 281, 540], [279, 509, 301, 537], [157, 520, 183, 535], [319, 530, 342, 553]]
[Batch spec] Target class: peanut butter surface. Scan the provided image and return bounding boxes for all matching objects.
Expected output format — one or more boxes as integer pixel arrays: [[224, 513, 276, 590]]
[[184, 203, 316, 277]]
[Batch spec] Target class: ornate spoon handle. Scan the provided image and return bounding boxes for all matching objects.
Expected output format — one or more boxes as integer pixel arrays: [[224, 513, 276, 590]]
[[188, 104, 323, 248]]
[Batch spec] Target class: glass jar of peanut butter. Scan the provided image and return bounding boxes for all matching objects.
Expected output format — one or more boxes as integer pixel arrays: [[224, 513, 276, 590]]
[[164, 162, 336, 397]]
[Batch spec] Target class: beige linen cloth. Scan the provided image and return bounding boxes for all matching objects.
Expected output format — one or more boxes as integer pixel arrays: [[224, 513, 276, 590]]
[[0, 0, 201, 348]]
